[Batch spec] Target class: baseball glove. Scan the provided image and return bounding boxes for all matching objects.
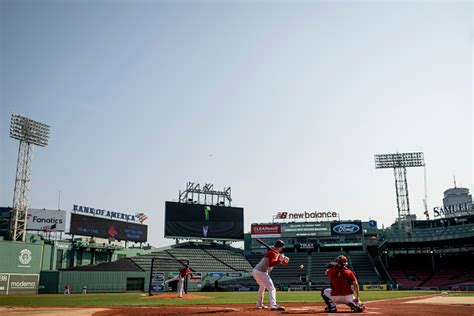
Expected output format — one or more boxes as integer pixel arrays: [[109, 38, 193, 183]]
[[327, 262, 337, 269]]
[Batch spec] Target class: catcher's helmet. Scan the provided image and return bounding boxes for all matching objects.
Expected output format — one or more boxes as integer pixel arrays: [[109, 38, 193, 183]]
[[335, 255, 348, 266]]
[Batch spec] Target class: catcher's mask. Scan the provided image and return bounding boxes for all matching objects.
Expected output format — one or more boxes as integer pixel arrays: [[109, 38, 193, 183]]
[[335, 255, 348, 266]]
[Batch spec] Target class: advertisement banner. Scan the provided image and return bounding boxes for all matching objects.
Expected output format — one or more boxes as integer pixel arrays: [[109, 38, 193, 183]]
[[165, 202, 244, 240], [208, 272, 225, 278], [152, 272, 164, 282], [433, 203, 473, 218], [190, 272, 202, 283], [73, 204, 148, 223], [330, 221, 362, 236], [368, 220, 377, 229], [5, 274, 39, 295], [27, 209, 66, 232], [151, 284, 165, 291], [226, 272, 243, 278], [69, 213, 148, 242], [297, 243, 315, 250], [0, 274, 8, 295], [251, 224, 281, 238], [275, 211, 338, 220], [363, 284, 387, 291], [281, 222, 331, 237]]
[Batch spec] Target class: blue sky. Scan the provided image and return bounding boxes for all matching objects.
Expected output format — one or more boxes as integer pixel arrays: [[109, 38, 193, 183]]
[[1, 1, 472, 247]]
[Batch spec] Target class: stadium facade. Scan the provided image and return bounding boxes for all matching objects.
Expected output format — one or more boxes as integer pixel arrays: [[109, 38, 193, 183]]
[[0, 185, 473, 294]]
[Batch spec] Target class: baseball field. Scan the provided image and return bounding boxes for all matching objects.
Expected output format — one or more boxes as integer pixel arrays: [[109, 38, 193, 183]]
[[1, 291, 473, 315]]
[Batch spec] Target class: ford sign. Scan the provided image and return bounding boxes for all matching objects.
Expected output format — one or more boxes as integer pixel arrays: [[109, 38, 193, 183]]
[[332, 223, 360, 235]]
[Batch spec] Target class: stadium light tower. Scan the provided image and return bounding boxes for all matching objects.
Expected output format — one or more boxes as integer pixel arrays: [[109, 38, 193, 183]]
[[9, 114, 50, 241], [375, 152, 425, 220]]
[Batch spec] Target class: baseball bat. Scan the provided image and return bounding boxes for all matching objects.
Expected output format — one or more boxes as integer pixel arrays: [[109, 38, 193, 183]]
[[256, 238, 290, 263], [256, 238, 278, 253]]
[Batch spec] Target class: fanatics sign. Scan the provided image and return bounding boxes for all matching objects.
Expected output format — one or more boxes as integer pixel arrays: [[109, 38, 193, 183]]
[[27, 209, 66, 232]]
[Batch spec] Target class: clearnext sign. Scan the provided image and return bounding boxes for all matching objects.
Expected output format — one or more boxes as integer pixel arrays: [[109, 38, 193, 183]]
[[73, 205, 140, 223], [330, 221, 362, 236]]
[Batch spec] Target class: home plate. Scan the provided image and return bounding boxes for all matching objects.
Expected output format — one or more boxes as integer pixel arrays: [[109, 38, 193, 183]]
[[288, 306, 320, 310], [322, 313, 381, 315]]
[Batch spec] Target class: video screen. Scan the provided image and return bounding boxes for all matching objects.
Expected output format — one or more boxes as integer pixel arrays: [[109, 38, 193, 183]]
[[70, 213, 148, 242], [165, 202, 244, 240]]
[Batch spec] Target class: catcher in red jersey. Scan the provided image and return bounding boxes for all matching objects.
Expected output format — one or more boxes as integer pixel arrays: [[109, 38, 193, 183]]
[[252, 239, 289, 311], [321, 255, 366, 313]]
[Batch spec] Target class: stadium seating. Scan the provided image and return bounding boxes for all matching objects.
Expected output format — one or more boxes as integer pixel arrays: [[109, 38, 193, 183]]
[[64, 257, 143, 271], [421, 253, 474, 287], [310, 252, 341, 283], [387, 254, 432, 287], [348, 251, 381, 284], [387, 252, 474, 289], [131, 242, 253, 274]]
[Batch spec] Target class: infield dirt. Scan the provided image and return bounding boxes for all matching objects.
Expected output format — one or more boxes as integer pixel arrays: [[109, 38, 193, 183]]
[[1, 294, 472, 315]]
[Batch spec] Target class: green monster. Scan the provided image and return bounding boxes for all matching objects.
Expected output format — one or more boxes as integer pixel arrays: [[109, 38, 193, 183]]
[[204, 206, 211, 221]]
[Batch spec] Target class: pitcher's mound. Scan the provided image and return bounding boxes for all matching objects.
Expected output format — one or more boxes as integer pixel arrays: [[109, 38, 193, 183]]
[[144, 293, 211, 299]]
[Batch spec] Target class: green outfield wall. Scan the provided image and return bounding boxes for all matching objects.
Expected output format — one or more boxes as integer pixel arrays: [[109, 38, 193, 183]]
[[40, 270, 149, 294], [0, 240, 45, 274]]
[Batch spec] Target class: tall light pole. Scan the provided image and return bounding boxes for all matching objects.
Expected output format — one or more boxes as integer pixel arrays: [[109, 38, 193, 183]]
[[375, 152, 425, 220], [9, 114, 50, 241]]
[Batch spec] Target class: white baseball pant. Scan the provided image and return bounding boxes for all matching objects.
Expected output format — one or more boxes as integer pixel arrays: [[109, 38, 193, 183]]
[[322, 288, 361, 306], [165, 275, 185, 297], [252, 268, 277, 307]]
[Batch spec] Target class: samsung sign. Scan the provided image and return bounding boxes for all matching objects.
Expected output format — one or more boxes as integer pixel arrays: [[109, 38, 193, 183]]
[[330, 222, 362, 236], [433, 203, 473, 218], [73, 205, 139, 222]]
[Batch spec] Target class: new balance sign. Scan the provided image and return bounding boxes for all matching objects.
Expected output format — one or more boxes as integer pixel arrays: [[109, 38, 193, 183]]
[[275, 211, 338, 220]]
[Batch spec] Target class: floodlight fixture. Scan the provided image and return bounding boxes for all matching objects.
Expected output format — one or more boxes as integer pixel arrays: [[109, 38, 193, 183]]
[[374, 152, 425, 220], [10, 114, 50, 147], [179, 182, 232, 206], [375, 152, 425, 169], [9, 114, 50, 241]]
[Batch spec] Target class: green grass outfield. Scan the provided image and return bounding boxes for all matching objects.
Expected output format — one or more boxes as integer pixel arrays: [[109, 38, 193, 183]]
[[0, 290, 444, 307]]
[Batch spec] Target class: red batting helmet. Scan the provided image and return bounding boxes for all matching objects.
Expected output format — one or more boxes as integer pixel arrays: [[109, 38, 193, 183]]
[[335, 255, 348, 266], [274, 240, 285, 248]]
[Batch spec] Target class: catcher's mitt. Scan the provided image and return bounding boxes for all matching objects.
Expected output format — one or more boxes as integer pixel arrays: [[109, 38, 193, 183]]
[[327, 262, 337, 269]]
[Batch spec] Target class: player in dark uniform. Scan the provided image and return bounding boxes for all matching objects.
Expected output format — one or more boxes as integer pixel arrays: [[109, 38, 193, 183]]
[[321, 255, 365, 313]]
